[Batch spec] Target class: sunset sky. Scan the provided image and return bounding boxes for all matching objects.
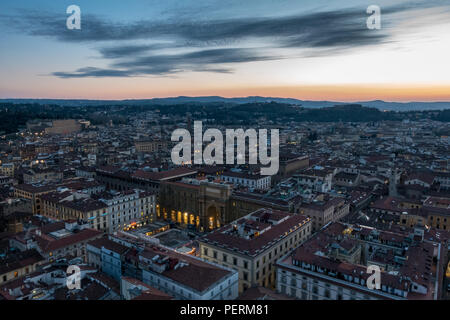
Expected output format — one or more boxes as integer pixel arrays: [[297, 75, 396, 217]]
[[1, 0, 450, 101]]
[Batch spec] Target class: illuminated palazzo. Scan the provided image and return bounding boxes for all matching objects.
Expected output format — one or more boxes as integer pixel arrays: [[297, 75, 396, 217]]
[[158, 179, 233, 232]]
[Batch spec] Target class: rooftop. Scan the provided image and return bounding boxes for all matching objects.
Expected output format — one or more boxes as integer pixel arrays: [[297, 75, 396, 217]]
[[201, 208, 310, 256]]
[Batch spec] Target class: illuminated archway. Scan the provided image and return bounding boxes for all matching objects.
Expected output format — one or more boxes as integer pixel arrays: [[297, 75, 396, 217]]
[[206, 205, 220, 229]]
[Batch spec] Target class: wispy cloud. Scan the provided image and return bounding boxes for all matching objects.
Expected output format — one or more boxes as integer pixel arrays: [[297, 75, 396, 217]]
[[52, 67, 134, 78], [0, 2, 446, 78], [51, 48, 274, 77]]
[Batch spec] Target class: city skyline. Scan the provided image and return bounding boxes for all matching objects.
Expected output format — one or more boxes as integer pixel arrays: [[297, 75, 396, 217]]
[[1, 0, 449, 307], [1, 0, 450, 101]]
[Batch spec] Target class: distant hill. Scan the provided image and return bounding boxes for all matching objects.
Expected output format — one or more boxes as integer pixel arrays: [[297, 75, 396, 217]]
[[1, 96, 450, 111], [0, 96, 304, 107]]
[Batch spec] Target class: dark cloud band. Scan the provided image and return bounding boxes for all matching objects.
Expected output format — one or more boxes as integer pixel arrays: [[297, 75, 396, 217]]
[[0, 2, 443, 78]]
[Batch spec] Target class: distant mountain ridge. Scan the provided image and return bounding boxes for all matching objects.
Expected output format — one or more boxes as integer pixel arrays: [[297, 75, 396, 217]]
[[1, 96, 450, 111]]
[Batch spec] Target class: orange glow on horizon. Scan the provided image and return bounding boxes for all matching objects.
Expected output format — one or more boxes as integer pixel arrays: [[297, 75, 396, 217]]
[[5, 84, 450, 103], [197, 84, 450, 103]]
